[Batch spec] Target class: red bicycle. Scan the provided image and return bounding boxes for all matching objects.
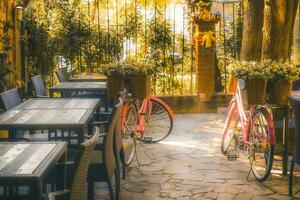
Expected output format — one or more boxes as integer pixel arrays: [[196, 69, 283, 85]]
[[221, 81, 276, 182], [121, 94, 174, 166]]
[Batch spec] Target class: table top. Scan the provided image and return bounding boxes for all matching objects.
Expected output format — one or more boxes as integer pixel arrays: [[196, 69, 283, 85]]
[[0, 142, 66, 179], [18, 98, 100, 110], [69, 75, 107, 82], [50, 82, 107, 90], [0, 98, 100, 130], [291, 91, 300, 99]]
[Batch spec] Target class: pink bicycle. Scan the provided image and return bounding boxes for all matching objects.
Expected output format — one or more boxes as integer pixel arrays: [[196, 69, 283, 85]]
[[121, 94, 174, 166], [221, 83, 276, 182]]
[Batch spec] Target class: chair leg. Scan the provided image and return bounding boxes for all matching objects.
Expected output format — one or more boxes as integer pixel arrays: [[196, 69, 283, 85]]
[[107, 178, 114, 200], [88, 181, 94, 200], [120, 149, 126, 179], [115, 168, 121, 200], [289, 158, 295, 196]]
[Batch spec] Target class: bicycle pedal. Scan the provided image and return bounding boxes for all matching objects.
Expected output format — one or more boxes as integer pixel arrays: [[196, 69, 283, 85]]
[[143, 137, 153, 143], [227, 152, 238, 161]]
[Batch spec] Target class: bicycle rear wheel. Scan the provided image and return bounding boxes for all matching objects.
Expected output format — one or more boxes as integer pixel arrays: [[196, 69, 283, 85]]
[[123, 101, 138, 166], [221, 99, 240, 154], [250, 108, 274, 182], [143, 98, 173, 143]]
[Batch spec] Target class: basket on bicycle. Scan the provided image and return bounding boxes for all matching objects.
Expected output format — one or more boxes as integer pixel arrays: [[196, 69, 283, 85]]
[[267, 79, 292, 106], [239, 78, 267, 105], [127, 75, 151, 99], [107, 75, 125, 99]]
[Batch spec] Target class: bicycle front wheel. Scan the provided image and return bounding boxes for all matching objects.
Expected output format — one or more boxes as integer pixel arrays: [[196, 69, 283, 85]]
[[250, 108, 275, 182], [143, 98, 173, 143], [221, 100, 240, 155]]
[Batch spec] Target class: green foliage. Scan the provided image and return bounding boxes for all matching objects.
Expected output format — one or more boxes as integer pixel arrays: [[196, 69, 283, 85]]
[[147, 13, 172, 52], [0, 20, 13, 92]]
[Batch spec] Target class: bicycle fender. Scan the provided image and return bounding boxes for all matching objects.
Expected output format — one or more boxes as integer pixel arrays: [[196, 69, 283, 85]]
[[256, 107, 276, 145], [150, 96, 174, 119]]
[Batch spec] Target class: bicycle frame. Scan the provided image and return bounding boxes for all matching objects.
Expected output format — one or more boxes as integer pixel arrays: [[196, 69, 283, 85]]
[[228, 86, 275, 146]]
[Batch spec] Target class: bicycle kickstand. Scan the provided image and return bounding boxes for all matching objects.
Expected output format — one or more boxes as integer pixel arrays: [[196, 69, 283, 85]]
[[133, 133, 140, 169], [246, 151, 254, 181]]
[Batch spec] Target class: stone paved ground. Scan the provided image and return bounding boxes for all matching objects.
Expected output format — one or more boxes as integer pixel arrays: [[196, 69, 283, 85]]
[[95, 114, 300, 200]]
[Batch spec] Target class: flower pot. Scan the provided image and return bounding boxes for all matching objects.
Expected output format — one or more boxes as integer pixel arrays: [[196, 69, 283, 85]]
[[240, 78, 267, 105], [107, 75, 125, 99], [127, 75, 151, 99], [267, 80, 292, 106]]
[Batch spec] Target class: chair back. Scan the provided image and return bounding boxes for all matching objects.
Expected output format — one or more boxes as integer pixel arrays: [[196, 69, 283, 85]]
[[55, 69, 67, 82], [288, 96, 300, 164], [31, 75, 46, 97], [104, 98, 123, 178], [0, 89, 22, 111], [69, 128, 100, 200]]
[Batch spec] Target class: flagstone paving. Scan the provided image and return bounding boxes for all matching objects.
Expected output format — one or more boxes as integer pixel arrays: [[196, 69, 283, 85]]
[[95, 114, 300, 200]]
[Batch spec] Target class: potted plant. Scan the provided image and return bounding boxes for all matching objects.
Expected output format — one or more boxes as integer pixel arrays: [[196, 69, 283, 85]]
[[101, 62, 125, 99], [123, 60, 152, 99], [266, 60, 300, 106], [229, 60, 270, 105]]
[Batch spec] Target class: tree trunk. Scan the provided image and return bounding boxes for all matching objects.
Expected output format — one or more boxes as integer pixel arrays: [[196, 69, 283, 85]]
[[240, 0, 264, 61], [262, 0, 299, 61]]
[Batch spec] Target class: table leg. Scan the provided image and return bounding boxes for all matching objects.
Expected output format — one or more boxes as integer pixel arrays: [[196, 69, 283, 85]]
[[282, 106, 290, 175], [30, 180, 43, 200], [56, 152, 67, 191]]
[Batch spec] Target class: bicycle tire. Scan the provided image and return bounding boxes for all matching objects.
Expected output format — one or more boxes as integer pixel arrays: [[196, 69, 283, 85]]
[[123, 101, 138, 166], [250, 108, 275, 182], [143, 98, 173, 143], [221, 99, 239, 154]]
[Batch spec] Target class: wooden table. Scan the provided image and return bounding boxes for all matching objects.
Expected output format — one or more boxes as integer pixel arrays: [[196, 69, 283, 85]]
[[0, 141, 67, 200], [0, 98, 100, 148], [49, 82, 108, 111]]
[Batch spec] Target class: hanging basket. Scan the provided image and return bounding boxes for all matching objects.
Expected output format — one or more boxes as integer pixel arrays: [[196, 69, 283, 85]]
[[127, 75, 151, 99], [107, 75, 125, 99], [239, 78, 267, 105], [267, 79, 292, 106]]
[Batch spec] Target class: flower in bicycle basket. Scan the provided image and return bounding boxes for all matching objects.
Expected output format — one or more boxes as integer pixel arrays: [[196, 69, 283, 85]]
[[266, 60, 300, 82], [123, 59, 153, 76], [100, 62, 125, 76], [228, 60, 270, 80]]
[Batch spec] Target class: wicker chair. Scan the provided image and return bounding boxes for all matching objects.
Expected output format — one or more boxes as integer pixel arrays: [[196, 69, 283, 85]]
[[88, 98, 123, 200], [55, 69, 67, 82], [45, 128, 100, 200], [288, 96, 300, 196], [0, 88, 22, 111], [31, 75, 48, 98], [96, 89, 127, 179]]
